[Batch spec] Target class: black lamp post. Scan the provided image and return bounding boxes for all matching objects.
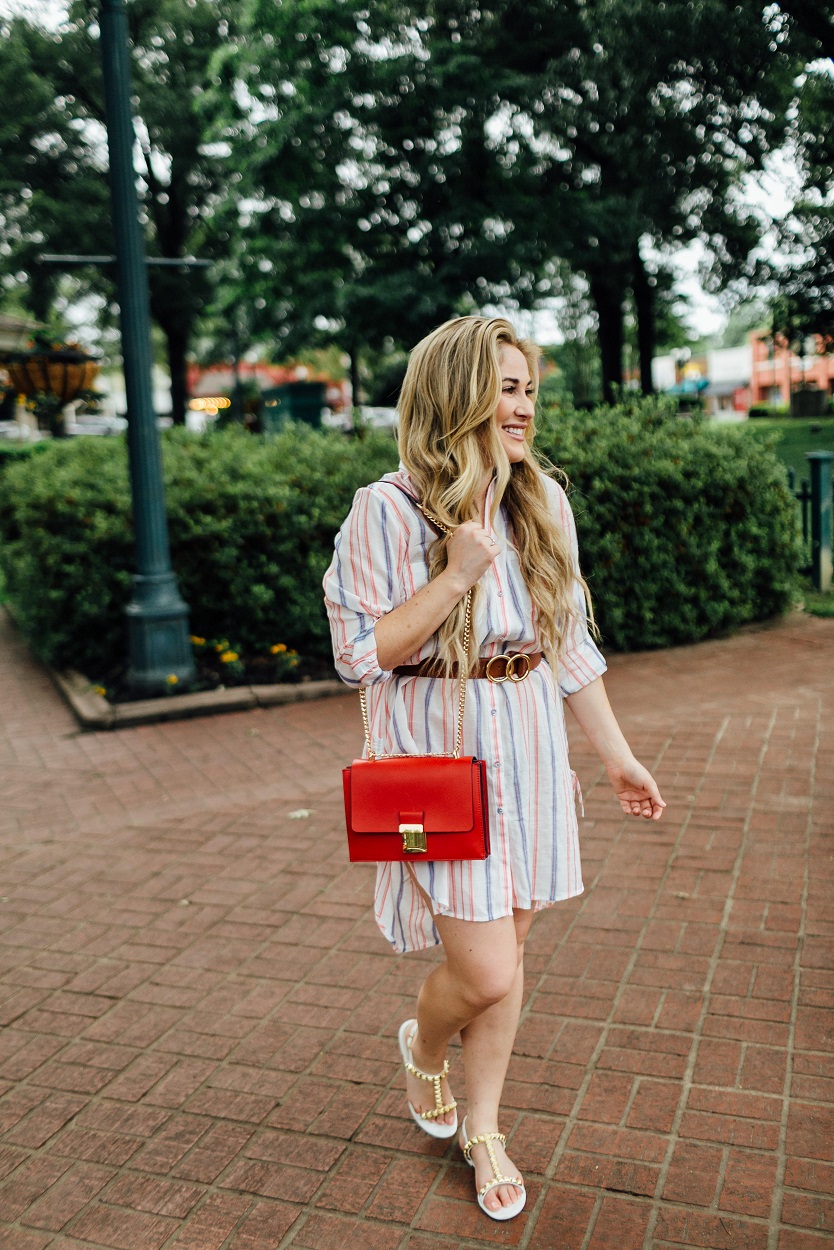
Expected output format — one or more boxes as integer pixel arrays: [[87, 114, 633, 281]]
[[100, 0, 195, 694]]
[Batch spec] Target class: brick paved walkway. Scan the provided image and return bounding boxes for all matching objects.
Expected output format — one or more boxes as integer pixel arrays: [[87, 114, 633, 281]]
[[0, 607, 831, 1250]]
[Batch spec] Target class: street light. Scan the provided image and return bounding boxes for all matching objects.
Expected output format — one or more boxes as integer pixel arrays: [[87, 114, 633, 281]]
[[99, 0, 195, 694]]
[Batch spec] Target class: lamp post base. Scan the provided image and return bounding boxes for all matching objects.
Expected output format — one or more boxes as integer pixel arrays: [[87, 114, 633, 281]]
[[125, 572, 196, 696]]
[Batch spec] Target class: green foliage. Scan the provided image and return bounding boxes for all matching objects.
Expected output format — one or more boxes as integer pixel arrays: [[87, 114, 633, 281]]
[[215, 0, 798, 399], [161, 427, 397, 663], [0, 1, 239, 423], [0, 437, 134, 674], [0, 427, 398, 675], [0, 404, 801, 677], [799, 580, 834, 620], [742, 416, 834, 486], [770, 17, 834, 344], [718, 300, 769, 349], [535, 399, 799, 650], [748, 404, 791, 419], [0, 442, 49, 477]]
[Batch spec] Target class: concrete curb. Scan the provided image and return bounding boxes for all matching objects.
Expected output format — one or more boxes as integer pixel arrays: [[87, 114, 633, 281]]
[[50, 667, 347, 731], [51, 666, 347, 731], [2, 605, 346, 731]]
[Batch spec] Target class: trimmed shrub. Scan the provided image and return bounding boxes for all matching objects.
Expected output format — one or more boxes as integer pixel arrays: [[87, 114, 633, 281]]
[[748, 403, 790, 418], [0, 441, 49, 477], [535, 398, 799, 650], [0, 400, 799, 677], [0, 426, 397, 676]]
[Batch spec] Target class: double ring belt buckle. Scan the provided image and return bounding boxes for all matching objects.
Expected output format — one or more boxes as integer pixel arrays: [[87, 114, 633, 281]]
[[485, 652, 531, 683]]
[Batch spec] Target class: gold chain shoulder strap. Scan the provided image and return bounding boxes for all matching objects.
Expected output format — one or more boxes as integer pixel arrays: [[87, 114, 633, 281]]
[[358, 487, 472, 761]]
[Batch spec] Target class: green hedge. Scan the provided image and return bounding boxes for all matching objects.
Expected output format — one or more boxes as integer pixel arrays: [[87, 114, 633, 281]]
[[0, 402, 799, 676], [748, 403, 791, 418], [535, 398, 798, 650], [0, 427, 397, 676], [0, 441, 49, 476]]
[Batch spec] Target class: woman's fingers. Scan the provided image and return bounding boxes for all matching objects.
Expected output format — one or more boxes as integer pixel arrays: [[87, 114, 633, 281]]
[[613, 764, 666, 821], [445, 521, 500, 587]]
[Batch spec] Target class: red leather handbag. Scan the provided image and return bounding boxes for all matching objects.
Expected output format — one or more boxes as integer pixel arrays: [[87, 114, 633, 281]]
[[342, 576, 491, 864], [343, 753, 490, 862]]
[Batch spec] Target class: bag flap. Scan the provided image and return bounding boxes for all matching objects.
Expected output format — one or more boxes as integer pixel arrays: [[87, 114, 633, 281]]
[[349, 755, 477, 833]]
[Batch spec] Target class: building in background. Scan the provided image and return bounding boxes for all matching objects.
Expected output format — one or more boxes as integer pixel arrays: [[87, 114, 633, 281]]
[[654, 333, 834, 417], [187, 362, 349, 417], [749, 334, 834, 413], [653, 344, 750, 416]]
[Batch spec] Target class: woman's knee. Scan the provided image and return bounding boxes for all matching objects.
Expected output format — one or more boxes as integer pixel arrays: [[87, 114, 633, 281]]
[[456, 953, 518, 1010], [435, 914, 520, 1010]]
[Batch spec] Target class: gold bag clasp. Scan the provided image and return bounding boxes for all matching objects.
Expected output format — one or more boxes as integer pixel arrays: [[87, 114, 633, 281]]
[[400, 823, 427, 853]]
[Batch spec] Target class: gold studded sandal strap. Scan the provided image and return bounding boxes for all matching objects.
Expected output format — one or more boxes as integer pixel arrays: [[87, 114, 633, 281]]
[[403, 1056, 450, 1082], [420, 1097, 457, 1121], [461, 1130, 506, 1163], [478, 1175, 525, 1199], [404, 1055, 456, 1121]]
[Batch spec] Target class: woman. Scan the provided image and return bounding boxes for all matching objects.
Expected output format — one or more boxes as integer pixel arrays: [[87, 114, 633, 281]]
[[324, 316, 665, 1221]]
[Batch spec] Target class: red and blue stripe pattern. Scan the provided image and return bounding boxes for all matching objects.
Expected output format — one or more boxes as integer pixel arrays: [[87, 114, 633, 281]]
[[324, 468, 608, 953]]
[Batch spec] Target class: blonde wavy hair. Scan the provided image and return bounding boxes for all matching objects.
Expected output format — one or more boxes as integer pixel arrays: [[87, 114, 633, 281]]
[[398, 315, 594, 676]]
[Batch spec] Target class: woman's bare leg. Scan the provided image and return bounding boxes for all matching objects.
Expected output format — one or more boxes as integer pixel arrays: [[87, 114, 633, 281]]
[[405, 907, 536, 1213], [404, 912, 517, 1129], [455, 908, 534, 1211]]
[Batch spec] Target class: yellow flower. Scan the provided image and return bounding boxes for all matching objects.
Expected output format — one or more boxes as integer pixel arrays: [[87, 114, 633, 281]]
[[191, 635, 206, 646], [215, 639, 230, 652], [166, 674, 179, 685], [270, 643, 287, 654], [93, 684, 107, 697], [220, 650, 239, 663]]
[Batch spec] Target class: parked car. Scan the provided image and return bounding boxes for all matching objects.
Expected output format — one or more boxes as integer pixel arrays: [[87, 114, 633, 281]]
[[66, 415, 128, 437]]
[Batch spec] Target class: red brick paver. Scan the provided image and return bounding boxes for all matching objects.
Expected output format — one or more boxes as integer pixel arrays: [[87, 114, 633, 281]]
[[0, 608, 831, 1249]]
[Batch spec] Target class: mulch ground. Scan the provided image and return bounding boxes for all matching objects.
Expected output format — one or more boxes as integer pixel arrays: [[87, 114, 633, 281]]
[[0, 606, 831, 1250]]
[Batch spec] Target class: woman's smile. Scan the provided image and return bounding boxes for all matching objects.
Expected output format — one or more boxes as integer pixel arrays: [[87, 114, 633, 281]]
[[495, 344, 535, 463]]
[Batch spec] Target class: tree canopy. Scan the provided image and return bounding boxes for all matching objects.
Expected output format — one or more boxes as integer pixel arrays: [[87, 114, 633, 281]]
[[0, 0, 237, 423], [772, 8, 834, 347], [0, 0, 827, 405], [213, 0, 800, 398]]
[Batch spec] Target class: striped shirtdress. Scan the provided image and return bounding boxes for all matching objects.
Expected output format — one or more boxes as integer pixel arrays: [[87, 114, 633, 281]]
[[323, 466, 608, 953]]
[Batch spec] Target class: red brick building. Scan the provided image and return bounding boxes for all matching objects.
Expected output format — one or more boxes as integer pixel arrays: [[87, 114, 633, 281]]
[[750, 334, 834, 408]]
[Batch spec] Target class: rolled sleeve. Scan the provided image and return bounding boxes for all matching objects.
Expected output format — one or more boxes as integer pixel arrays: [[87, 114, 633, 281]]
[[323, 486, 404, 688], [546, 476, 608, 697], [556, 582, 608, 695]]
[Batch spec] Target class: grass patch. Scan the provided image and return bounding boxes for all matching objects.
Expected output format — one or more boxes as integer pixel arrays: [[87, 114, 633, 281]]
[[797, 578, 834, 618], [744, 416, 834, 484]]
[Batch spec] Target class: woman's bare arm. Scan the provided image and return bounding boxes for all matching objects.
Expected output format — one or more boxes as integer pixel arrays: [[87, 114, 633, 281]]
[[565, 677, 666, 820]]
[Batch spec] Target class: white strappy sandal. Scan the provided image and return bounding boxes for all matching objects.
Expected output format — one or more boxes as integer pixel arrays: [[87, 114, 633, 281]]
[[460, 1115, 527, 1221], [398, 1019, 458, 1140]]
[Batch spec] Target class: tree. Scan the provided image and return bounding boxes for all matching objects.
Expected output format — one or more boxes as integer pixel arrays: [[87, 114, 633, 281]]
[[208, 0, 556, 391], [0, 17, 110, 323], [772, 20, 834, 347], [508, 0, 797, 398], [216, 0, 798, 402], [776, 0, 834, 60], [0, 1, 236, 424]]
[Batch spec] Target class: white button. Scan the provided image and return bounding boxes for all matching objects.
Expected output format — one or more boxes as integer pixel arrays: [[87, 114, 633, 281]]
[[497, 807, 504, 814], [490, 708, 497, 716]]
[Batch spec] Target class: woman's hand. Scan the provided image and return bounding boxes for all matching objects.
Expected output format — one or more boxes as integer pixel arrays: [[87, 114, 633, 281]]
[[373, 522, 497, 672], [605, 756, 666, 821], [444, 522, 500, 593]]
